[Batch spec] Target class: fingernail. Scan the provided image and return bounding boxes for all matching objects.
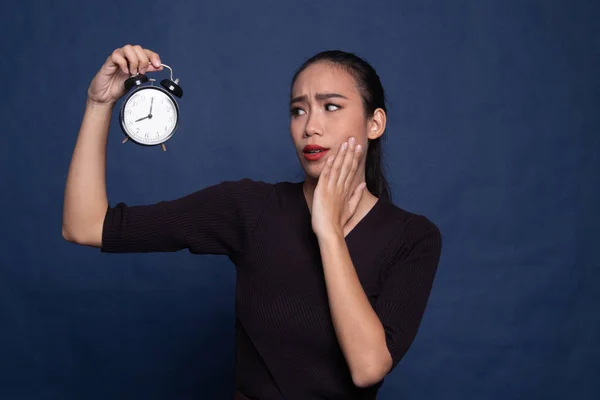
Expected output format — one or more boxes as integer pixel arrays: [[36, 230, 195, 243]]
[[356, 145, 362, 152], [342, 142, 348, 150], [349, 137, 355, 145]]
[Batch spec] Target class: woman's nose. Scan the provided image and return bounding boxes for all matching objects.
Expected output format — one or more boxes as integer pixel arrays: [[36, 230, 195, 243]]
[[304, 113, 323, 137]]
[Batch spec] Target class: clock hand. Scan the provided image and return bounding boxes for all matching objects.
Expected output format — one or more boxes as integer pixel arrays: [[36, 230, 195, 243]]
[[135, 98, 154, 123]]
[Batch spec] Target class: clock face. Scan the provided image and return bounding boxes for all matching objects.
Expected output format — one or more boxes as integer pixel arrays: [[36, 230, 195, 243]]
[[121, 87, 179, 146]]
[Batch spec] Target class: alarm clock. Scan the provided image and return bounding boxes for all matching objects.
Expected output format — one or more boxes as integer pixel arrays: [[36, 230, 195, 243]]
[[119, 64, 183, 151]]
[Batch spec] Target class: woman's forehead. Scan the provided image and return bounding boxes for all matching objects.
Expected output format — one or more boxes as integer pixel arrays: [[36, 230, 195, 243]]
[[292, 62, 357, 97]]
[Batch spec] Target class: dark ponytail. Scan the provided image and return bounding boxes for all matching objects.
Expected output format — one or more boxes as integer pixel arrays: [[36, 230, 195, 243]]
[[291, 50, 392, 202]]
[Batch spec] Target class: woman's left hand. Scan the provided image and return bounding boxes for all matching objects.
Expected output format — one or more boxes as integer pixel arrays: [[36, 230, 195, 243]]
[[311, 137, 367, 239]]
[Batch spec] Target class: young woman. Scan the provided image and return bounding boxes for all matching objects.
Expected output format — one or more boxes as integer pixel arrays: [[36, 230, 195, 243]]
[[62, 44, 442, 399]]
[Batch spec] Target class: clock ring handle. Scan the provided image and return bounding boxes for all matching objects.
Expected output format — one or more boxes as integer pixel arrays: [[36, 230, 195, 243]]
[[125, 63, 182, 97], [160, 64, 176, 83], [158, 63, 183, 98]]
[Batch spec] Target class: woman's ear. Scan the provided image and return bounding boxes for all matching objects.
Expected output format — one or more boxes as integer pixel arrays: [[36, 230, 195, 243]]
[[368, 108, 386, 140]]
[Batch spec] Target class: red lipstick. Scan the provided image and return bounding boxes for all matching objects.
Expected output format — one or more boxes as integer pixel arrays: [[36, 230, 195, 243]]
[[303, 145, 330, 161]]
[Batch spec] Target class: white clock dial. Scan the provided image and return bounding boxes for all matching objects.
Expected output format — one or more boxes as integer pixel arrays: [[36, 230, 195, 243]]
[[122, 87, 178, 146]]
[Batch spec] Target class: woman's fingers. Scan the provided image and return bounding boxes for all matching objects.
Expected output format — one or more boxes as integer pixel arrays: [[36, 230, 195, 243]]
[[132, 45, 150, 74], [121, 45, 139, 75], [332, 137, 363, 195], [338, 137, 358, 189], [344, 141, 362, 191], [108, 45, 163, 76], [329, 141, 348, 189], [109, 48, 129, 75], [320, 153, 335, 182], [144, 49, 163, 70], [321, 137, 363, 197]]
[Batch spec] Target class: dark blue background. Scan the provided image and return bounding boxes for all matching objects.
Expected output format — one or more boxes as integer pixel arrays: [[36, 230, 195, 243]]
[[1, 0, 598, 398]]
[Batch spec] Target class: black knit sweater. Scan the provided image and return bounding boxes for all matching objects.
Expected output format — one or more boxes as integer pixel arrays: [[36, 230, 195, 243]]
[[101, 179, 442, 399]]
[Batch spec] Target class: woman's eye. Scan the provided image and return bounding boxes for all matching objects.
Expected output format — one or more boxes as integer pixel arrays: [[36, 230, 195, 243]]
[[325, 104, 340, 111], [291, 107, 306, 116]]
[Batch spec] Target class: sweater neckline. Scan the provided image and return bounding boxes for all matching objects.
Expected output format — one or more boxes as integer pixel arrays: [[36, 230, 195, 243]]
[[295, 181, 382, 240]]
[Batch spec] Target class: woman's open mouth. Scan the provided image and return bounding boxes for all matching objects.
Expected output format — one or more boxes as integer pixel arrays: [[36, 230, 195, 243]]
[[303, 149, 329, 161], [303, 145, 330, 161]]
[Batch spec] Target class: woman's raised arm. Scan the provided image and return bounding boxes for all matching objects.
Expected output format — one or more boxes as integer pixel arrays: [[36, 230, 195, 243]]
[[62, 44, 162, 247]]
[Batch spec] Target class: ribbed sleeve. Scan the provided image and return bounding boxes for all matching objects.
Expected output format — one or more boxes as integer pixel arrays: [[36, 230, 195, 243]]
[[100, 178, 273, 256], [374, 214, 442, 369]]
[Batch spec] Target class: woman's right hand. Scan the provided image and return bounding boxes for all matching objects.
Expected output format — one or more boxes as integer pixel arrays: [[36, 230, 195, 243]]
[[87, 44, 163, 106]]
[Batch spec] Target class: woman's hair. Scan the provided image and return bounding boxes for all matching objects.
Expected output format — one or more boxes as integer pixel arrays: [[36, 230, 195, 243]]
[[290, 50, 392, 202]]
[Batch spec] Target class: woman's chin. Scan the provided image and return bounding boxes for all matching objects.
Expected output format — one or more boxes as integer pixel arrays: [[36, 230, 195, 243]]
[[298, 155, 326, 182], [302, 164, 323, 179]]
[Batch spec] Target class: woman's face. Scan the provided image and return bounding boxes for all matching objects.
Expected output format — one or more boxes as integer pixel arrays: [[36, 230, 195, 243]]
[[289, 62, 373, 183]]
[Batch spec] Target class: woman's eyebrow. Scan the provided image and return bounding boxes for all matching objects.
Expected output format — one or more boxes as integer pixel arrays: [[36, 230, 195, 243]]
[[290, 93, 349, 104]]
